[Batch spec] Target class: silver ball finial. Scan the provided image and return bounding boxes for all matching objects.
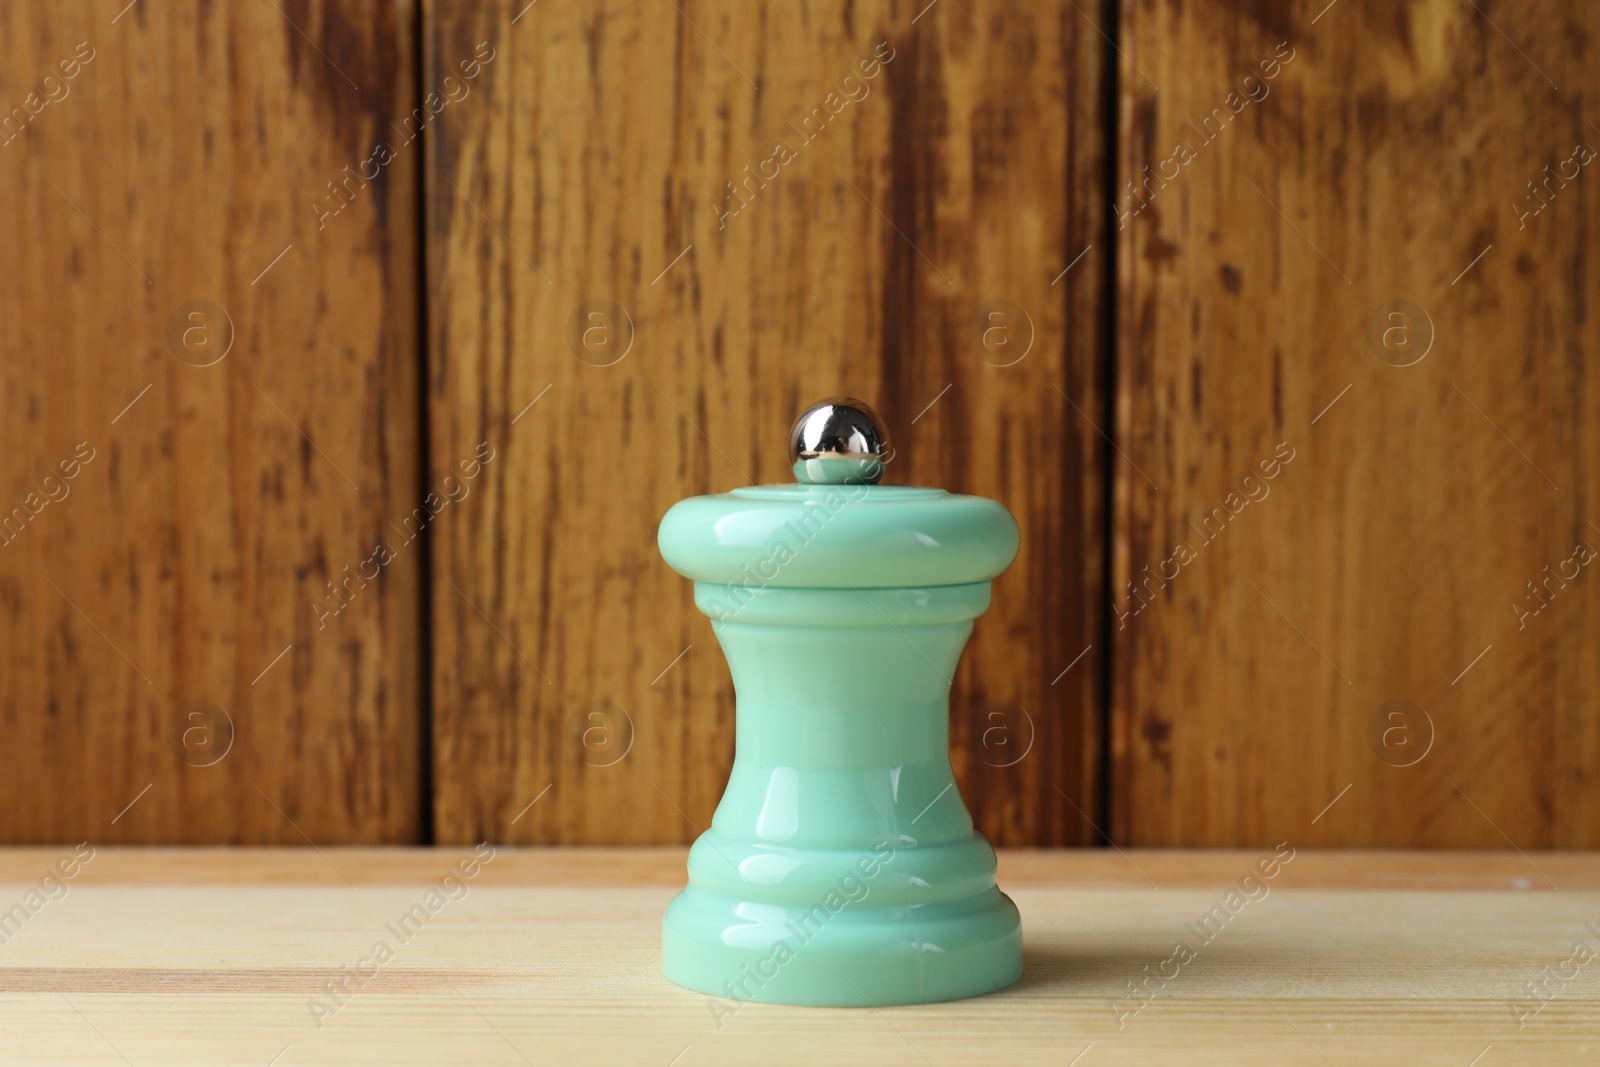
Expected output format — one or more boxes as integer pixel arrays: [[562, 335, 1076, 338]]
[[788, 397, 890, 485]]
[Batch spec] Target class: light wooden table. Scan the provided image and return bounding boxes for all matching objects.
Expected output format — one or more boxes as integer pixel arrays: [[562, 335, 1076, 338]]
[[0, 848, 1595, 1065]]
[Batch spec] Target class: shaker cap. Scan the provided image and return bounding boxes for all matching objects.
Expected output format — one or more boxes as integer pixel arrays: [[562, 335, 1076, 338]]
[[658, 398, 1019, 589]]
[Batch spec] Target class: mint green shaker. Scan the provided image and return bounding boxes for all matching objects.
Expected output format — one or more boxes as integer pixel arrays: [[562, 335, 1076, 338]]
[[656, 398, 1023, 1008]]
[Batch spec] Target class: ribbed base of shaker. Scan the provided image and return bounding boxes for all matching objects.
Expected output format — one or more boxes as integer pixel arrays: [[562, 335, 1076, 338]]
[[662, 885, 1022, 1007]]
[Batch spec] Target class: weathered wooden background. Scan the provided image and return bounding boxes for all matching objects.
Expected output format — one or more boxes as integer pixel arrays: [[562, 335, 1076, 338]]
[[1112, 0, 1600, 849], [0, 0, 1592, 848], [424, 0, 1106, 847], [0, 0, 423, 844]]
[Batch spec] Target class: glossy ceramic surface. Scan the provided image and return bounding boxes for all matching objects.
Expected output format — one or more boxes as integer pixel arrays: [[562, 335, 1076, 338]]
[[657, 479, 1022, 1008], [658, 484, 1019, 589]]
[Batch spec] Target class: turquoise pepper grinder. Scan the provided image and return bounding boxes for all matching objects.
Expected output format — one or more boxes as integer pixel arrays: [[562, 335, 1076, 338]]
[[656, 397, 1023, 1008]]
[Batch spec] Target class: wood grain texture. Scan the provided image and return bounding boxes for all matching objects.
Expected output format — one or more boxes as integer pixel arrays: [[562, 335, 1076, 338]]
[[426, 1, 1108, 845], [0, 1, 423, 842], [0, 849, 1594, 1064], [1, 845, 1595, 889], [1113, 0, 1600, 846]]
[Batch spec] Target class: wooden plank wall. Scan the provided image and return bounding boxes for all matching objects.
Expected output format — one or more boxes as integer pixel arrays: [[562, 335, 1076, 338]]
[[0, 0, 423, 843], [6, 0, 1595, 849], [424, 0, 1109, 845], [1113, 0, 1600, 847]]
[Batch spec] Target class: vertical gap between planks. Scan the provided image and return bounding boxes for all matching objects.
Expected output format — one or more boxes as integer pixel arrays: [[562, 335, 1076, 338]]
[[1093, 0, 1121, 849], [415, 0, 437, 846]]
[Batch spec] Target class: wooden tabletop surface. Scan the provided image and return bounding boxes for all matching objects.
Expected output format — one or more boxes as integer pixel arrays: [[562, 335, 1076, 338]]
[[0, 848, 1595, 1065]]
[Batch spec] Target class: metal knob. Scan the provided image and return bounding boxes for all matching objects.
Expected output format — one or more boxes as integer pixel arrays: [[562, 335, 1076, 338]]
[[788, 397, 890, 485]]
